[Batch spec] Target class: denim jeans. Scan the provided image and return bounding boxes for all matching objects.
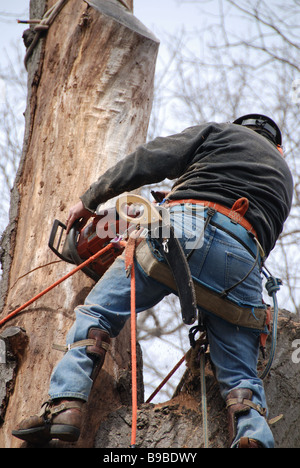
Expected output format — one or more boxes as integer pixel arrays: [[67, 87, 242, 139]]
[[49, 205, 274, 448]]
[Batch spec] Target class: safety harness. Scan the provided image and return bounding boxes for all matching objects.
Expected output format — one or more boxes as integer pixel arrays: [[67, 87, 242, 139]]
[[124, 195, 268, 331]]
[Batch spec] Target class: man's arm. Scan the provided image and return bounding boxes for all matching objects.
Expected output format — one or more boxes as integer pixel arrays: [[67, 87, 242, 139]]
[[79, 125, 209, 213], [67, 124, 210, 231]]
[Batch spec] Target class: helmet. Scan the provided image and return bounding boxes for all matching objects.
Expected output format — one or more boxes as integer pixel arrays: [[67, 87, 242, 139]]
[[233, 113, 282, 146]]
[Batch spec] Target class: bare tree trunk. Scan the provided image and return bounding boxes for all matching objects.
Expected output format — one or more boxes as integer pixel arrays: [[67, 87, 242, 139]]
[[0, 0, 159, 448]]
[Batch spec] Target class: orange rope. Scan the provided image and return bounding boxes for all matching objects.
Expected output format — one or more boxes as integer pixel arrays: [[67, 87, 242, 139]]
[[0, 242, 119, 329], [124, 234, 139, 448], [130, 257, 137, 447]]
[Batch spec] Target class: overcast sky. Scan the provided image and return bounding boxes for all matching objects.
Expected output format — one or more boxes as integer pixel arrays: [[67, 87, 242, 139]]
[[0, 0, 210, 110], [0, 0, 206, 61]]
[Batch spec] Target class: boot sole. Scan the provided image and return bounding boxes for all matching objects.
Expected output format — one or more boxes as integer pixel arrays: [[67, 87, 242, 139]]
[[12, 424, 80, 444]]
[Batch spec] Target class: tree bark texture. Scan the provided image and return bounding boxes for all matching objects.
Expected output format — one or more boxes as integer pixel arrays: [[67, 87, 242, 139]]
[[0, 0, 159, 448]]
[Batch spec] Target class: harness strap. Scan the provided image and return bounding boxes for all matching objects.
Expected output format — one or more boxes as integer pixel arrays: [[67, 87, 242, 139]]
[[135, 240, 267, 330], [52, 339, 110, 353], [226, 397, 267, 417], [155, 224, 198, 325], [38, 400, 83, 419]]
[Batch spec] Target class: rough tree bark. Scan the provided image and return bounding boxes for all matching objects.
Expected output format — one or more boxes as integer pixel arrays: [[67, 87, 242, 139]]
[[0, 0, 159, 448]]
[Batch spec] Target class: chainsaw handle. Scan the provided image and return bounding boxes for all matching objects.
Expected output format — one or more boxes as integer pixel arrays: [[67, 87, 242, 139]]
[[49, 219, 101, 282], [116, 194, 162, 227], [48, 219, 73, 263]]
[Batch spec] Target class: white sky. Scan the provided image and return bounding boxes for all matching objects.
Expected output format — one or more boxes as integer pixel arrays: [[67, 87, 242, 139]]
[[0, 0, 214, 70]]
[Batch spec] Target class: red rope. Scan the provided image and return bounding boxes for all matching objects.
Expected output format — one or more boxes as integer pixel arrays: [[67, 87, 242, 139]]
[[0, 242, 121, 329], [145, 354, 186, 404], [124, 234, 139, 448]]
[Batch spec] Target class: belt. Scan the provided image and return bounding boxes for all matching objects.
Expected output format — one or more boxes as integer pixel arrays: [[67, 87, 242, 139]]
[[164, 198, 264, 259], [164, 198, 257, 236], [135, 239, 267, 331]]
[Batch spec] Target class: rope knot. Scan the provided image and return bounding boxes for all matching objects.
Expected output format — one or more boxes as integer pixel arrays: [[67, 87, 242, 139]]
[[265, 276, 282, 296]]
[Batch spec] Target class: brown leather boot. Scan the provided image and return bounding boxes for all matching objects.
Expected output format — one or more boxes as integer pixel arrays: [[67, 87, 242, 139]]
[[226, 388, 266, 448], [12, 328, 110, 445], [12, 399, 84, 444]]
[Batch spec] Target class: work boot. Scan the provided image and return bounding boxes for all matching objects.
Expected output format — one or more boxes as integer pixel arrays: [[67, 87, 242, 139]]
[[12, 328, 110, 445], [12, 398, 84, 444]]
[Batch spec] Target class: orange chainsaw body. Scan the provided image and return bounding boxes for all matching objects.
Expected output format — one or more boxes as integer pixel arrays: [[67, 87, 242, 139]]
[[49, 207, 129, 281]]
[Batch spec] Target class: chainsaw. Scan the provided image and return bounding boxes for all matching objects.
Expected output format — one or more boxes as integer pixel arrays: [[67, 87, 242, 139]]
[[48, 192, 168, 282], [48, 206, 131, 282]]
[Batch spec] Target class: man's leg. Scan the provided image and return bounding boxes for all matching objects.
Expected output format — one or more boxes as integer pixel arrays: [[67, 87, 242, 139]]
[[204, 312, 274, 448], [49, 255, 170, 399], [184, 218, 274, 448], [12, 254, 170, 443]]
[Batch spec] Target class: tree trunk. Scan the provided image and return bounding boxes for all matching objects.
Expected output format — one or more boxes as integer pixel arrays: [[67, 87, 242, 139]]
[[0, 0, 159, 448]]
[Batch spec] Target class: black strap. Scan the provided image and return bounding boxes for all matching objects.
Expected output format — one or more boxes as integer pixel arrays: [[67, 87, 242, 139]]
[[155, 225, 198, 325], [153, 208, 216, 325]]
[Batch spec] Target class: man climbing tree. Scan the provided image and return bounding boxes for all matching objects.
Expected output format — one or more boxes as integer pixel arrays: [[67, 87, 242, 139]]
[[13, 114, 293, 448]]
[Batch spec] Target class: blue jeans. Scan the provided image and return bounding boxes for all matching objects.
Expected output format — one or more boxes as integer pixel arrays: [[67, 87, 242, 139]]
[[49, 205, 274, 448]]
